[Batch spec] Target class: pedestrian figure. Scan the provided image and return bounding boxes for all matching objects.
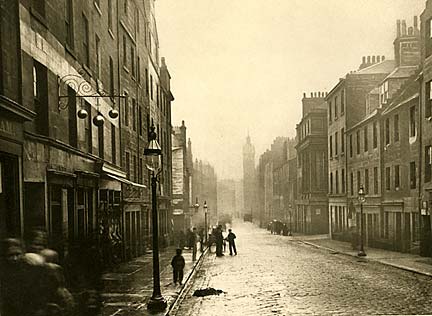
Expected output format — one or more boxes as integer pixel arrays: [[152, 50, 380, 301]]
[[171, 248, 185, 285], [226, 229, 237, 256], [215, 225, 224, 257]]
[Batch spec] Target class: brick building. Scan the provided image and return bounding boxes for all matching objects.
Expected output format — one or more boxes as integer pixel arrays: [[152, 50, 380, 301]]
[[295, 92, 328, 234], [3, 0, 174, 264]]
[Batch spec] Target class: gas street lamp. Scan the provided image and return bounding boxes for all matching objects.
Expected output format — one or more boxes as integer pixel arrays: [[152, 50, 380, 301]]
[[203, 201, 208, 245], [358, 185, 367, 257], [145, 125, 167, 311]]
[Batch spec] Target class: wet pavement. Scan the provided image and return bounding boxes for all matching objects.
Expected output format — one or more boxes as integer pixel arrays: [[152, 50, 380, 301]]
[[172, 222, 432, 316], [100, 246, 205, 316]]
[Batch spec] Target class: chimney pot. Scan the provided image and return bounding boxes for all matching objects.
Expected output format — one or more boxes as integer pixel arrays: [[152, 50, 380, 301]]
[[382, 55, 385, 61], [397, 19, 401, 37], [303, 92, 306, 98], [362, 56, 366, 63], [377, 56, 381, 62], [310, 92, 313, 97], [402, 20, 407, 36], [414, 16, 418, 29], [408, 26, 413, 35], [372, 56, 376, 63], [367, 56, 371, 64]]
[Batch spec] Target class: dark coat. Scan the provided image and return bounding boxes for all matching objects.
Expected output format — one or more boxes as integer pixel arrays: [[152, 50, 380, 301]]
[[171, 255, 185, 270]]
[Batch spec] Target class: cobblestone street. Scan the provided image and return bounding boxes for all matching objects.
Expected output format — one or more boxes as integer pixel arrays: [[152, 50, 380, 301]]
[[173, 222, 432, 316]]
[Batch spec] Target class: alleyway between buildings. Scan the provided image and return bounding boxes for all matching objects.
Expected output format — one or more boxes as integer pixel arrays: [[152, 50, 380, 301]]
[[171, 221, 432, 316]]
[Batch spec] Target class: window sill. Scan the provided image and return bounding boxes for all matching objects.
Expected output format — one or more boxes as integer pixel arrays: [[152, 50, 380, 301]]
[[94, 2, 102, 16], [108, 29, 115, 40], [123, 66, 130, 73]]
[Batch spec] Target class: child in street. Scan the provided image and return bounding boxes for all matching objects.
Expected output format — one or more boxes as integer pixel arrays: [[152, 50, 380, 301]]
[[171, 248, 185, 285]]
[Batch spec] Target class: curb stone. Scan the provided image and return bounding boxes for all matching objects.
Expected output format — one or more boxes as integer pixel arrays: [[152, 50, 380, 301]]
[[300, 240, 432, 278]]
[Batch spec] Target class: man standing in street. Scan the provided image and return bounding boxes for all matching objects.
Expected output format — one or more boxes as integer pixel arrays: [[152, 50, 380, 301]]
[[215, 225, 224, 257], [226, 229, 237, 256]]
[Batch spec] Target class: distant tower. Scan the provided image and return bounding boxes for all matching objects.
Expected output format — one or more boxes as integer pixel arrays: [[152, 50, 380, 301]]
[[243, 133, 256, 218]]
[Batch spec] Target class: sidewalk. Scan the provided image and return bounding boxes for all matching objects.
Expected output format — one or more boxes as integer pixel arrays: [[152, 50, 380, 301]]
[[299, 236, 432, 277], [100, 246, 206, 316]]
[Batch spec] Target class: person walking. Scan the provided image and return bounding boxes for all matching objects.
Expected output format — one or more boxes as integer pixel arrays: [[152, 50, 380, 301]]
[[215, 225, 224, 257], [226, 229, 237, 256], [171, 248, 185, 285]]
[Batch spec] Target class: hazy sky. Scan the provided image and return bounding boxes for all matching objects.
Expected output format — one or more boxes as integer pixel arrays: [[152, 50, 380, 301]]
[[156, 0, 425, 180]]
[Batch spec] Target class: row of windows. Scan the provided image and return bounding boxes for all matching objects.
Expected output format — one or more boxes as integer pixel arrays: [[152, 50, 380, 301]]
[[329, 128, 345, 158], [125, 152, 146, 184], [328, 89, 345, 123]]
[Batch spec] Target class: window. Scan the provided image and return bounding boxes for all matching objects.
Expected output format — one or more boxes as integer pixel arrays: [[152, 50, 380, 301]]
[[386, 167, 391, 190], [145, 69, 149, 94], [373, 121, 377, 148], [410, 161, 416, 189], [123, 36, 127, 67], [394, 114, 399, 142], [425, 146, 432, 183], [131, 46, 135, 77], [426, 18, 432, 57], [335, 170, 339, 194], [341, 169, 345, 194], [83, 14, 89, 66], [68, 86, 77, 147], [334, 97, 338, 119], [349, 134, 353, 157], [395, 165, 400, 189], [124, 94, 129, 126], [126, 152, 130, 179], [335, 132, 338, 156], [341, 90, 345, 114], [139, 106, 143, 136], [330, 173, 333, 194], [364, 125, 368, 152], [328, 101, 332, 123], [356, 130, 360, 154], [111, 124, 116, 164], [109, 57, 114, 96], [374, 167, 378, 194], [95, 34, 101, 78], [357, 170, 361, 194], [350, 172, 354, 196], [139, 158, 143, 184], [137, 57, 141, 83], [108, 0, 113, 30], [132, 98, 136, 131], [33, 60, 49, 136], [124, 0, 128, 15], [385, 118, 390, 145], [365, 169, 369, 194], [381, 81, 389, 104], [65, 0, 74, 48], [84, 101, 92, 153], [409, 106, 416, 137], [427, 81, 432, 118], [98, 124, 104, 159], [341, 128, 345, 153], [329, 135, 333, 158]]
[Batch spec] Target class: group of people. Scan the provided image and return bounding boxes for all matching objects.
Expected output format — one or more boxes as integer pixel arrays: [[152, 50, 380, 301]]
[[171, 225, 238, 286], [0, 231, 76, 316]]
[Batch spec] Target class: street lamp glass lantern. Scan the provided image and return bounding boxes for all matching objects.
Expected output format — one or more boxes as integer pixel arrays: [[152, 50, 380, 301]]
[[194, 197, 200, 212], [358, 185, 366, 203], [144, 125, 162, 172], [204, 201, 208, 213]]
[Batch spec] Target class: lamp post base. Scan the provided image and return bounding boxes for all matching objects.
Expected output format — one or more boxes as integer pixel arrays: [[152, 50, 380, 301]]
[[147, 295, 167, 311], [357, 250, 367, 257]]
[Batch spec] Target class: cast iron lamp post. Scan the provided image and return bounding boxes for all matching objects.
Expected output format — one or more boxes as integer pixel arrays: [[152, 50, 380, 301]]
[[192, 197, 200, 228], [358, 185, 367, 257], [145, 125, 167, 311], [203, 201, 208, 245]]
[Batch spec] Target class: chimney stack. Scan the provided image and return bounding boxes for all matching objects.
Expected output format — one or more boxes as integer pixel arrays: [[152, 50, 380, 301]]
[[367, 56, 371, 64], [402, 20, 407, 36], [372, 56, 376, 63], [414, 16, 418, 29], [377, 56, 381, 63], [397, 20, 401, 37]]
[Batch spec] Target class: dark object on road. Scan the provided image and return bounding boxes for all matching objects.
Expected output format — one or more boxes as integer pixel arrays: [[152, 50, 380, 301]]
[[193, 288, 223, 297]]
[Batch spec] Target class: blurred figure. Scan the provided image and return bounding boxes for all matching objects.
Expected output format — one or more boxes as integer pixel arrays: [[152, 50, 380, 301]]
[[226, 229, 237, 256], [215, 225, 224, 257]]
